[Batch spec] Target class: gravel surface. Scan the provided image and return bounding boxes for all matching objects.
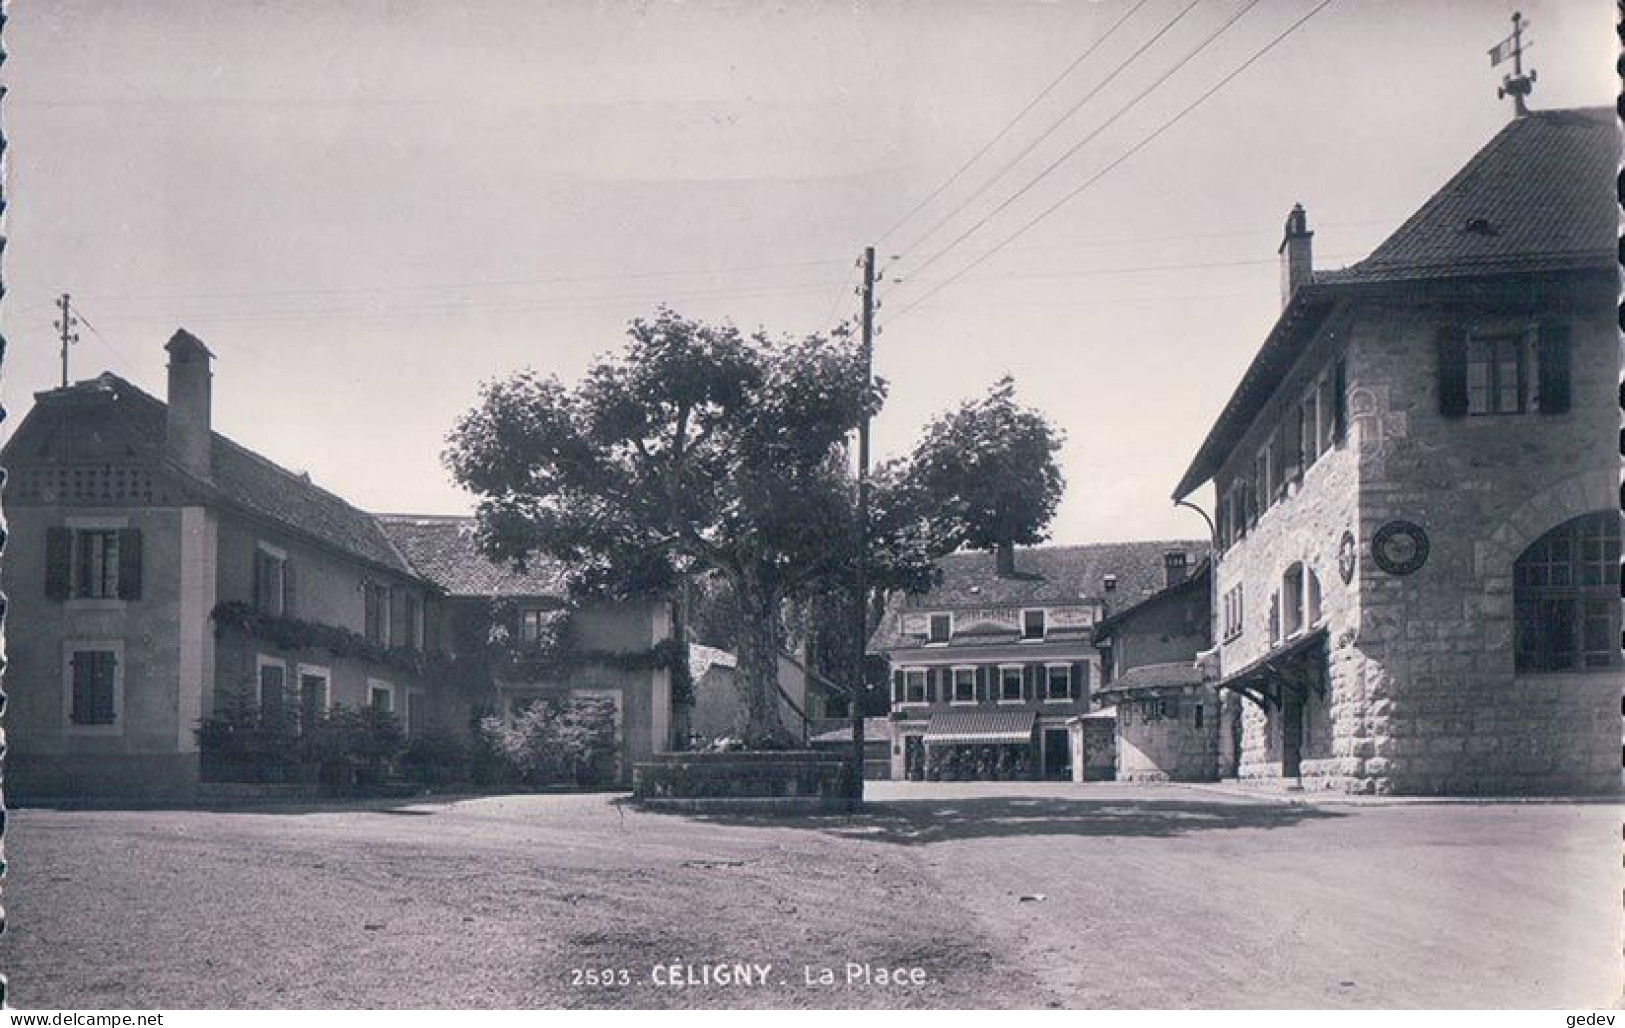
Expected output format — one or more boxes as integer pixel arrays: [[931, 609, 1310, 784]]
[[1, 783, 1617, 1009]]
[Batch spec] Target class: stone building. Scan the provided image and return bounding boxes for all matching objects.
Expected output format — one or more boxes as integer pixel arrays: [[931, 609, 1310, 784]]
[[3, 332, 680, 800], [869, 540, 1206, 781], [1172, 107, 1620, 795], [1093, 561, 1218, 782]]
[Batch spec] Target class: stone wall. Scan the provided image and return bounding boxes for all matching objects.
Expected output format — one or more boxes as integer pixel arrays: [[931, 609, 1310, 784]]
[[1117, 688, 1219, 782]]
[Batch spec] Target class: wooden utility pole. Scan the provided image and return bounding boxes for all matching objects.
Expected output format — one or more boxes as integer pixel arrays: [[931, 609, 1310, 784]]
[[850, 245, 875, 810], [54, 293, 79, 387]]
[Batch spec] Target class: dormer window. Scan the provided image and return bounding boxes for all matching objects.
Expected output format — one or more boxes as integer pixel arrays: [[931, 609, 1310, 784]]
[[927, 613, 952, 644], [1021, 609, 1046, 641], [1103, 574, 1118, 592]]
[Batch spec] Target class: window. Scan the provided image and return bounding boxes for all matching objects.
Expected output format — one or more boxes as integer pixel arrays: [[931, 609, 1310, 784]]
[[1440, 325, 1570, 418], [1103, 574, 1117, 593], [1282, 563, 1305, 638], [1268, 592, 1281, 645], [927, 613, 952, 644], [1298, 395, 1317, 472], [999, 666, 1024, 703], [1515, 512, 1621, 672], [1316, 375, 1337, 454], [67, 647, 119, 728], [369, 681, 396, 713], [1021, 609, 1046, 641], [1466, 334, 1526, 414], [1164, 551, 1189, 586], [1222, 584, 1245, 642], [520, 608, 552, 643], [77, 530, 120, 598], [46, 527, 143, 601], [1253, 450, 1270, 521], [253, 545, 288, 615], [297, 667, 330, 733], [902, 668, 928, 704], [255, 656, 289, 726], [1045, 664, 1073, 702], [1194, 703, 1204, 729], [952, 667, 976, 704]]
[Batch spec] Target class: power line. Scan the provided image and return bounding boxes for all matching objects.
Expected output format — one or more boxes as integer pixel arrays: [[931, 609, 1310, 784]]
[[890, 0, 1200, 263], [874, 0, 1153, 249], [896, 0, 1261, 290], [885, 0, 1335, 327]]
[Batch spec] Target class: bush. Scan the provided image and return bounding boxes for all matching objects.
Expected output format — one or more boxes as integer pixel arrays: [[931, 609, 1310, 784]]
[[199, 698, 405, 789], [401, 726, 473, 787], [478, 695, 618, 789]]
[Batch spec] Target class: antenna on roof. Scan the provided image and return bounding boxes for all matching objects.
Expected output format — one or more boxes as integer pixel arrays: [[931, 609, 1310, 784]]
[[1489, 11, 1535, 118], [54, 293, 80, 387]]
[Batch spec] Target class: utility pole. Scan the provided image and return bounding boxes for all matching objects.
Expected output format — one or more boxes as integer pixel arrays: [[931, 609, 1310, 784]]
[[54, 293, 79, 387], [850, 245, 875, 811]]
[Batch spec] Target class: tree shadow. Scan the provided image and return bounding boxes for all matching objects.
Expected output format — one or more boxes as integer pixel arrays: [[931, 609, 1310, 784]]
[[687, 794, 1345, 845]]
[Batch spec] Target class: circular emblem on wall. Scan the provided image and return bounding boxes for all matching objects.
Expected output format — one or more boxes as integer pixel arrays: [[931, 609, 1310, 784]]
[[1337, 530, 1358, 584], [1371, 520, 1429, 576]]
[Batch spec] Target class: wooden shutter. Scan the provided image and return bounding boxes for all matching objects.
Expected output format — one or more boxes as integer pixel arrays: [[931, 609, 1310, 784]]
[[252, 550, 265, 611], [1436, 325, 1469, 417], [45, 527, 73, 601], [975, 665, 987, 703], [1332, 357, 1348, 440], [892, 668, 904, 704], [389, 586, 409, 647], [117, 529, 143, 600], [281, 561, 297, 617], [1536, 323, 1572, 414]]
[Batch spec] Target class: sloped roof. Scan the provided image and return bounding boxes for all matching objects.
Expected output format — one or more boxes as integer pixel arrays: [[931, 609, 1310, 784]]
[[1175, 107, 1619, 500], [1093, 560, 1210, 642], [869, 540, 1209, 652], [376, 514, 569, 599], [1320, 107, 1617, 285], [1097, 661, 1207, 697], [27, 373, 417, 575]]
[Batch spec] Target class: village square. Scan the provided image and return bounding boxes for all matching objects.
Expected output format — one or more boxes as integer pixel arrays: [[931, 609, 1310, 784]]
[[0, 0, 1618, 1013]]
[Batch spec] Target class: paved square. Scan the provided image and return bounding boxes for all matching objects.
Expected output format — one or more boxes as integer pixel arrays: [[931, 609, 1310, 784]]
[[1, 783, 1618, 1008]]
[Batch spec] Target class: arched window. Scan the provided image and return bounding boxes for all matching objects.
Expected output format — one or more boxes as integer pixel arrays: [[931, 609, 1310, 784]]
[[1514, 511, 1621, 672]]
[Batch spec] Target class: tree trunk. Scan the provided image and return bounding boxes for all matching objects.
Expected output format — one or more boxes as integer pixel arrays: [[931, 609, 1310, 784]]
[[732, 577, 793, 747]]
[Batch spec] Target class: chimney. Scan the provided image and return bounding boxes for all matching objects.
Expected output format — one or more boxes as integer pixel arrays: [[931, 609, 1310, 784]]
[[164, 328, 214, 479], [1278, 203, 1313, 308], [1164, 550, 1189, 588], [995, 541, 1016, 577]]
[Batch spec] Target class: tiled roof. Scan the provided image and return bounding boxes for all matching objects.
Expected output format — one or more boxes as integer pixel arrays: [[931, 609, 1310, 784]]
[[1093, 560, 1210, 641], [869, 540, 1208, 652], [1175, 107, 1619, 499], [39, 373, 417, 575], [1319, 108, 1617, 286], [376, 514, 570, 599], [1097, 661, 1206, 697]]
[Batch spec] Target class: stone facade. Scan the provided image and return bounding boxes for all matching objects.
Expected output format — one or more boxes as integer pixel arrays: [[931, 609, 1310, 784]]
[[1208, 275, 1618, 795]]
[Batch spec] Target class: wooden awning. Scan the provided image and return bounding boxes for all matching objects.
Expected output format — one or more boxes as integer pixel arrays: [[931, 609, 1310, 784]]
[[1216, 628, 1329, 710]]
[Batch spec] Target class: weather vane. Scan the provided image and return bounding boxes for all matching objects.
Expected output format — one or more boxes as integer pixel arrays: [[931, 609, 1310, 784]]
[[1489, 11, 1535, 117]]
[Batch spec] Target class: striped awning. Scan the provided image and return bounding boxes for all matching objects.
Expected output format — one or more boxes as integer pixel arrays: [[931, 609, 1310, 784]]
[[922, 708, 1036, 746]]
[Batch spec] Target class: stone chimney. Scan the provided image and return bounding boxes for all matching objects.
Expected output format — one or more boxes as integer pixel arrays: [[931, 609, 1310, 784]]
[[995, 541, 1016, 577], [1278, 203, 1313, 308], [164, 328, 214, 479]]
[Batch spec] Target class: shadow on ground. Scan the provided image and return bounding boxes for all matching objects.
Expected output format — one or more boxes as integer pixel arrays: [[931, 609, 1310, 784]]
[[683, 794, 1346, 845]]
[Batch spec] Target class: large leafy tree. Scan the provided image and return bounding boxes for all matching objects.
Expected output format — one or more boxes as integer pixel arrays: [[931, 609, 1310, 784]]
[[445, 309, 878, 745], [895, 374, 1065, 574], [446, 312, 1064, 744]]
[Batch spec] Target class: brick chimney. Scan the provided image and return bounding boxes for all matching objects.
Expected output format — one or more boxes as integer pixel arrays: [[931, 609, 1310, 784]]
[[995, 541, 1016, 577], [1278, 203, 1313, 308], [164, 328, 214, 479]]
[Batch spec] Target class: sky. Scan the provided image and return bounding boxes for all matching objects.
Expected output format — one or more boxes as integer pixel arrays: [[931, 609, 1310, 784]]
[[1, 0, 1615, 544]]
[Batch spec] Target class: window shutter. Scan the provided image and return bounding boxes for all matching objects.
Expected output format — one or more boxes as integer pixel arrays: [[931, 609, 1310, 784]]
[[975, 665, 987, 702], [282, 561, 297, 617], [892, 668, 903, 704], [45, 527, 73, 601], [1536, 323, 1572, 414], [117, 529, 143, 600], [1436, 326, 1469, 417], [390, 587, 409, 647], [252, 551, 265, 610], [1022, 664, 1034, 701], [1078, 660, 1091, 694], [1332, 357, 1348, 440]]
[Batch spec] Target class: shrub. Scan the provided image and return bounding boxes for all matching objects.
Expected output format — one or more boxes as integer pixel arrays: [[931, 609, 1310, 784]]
[[401, 725, 473, 787], [478, 695, 618, 789]]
